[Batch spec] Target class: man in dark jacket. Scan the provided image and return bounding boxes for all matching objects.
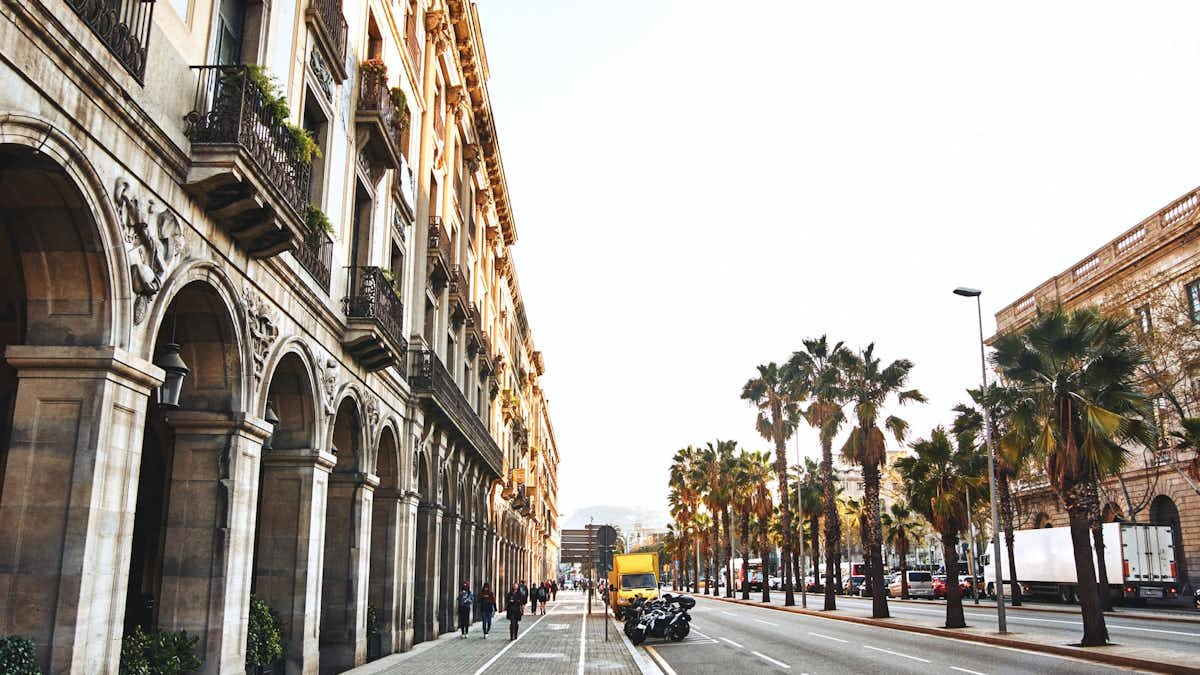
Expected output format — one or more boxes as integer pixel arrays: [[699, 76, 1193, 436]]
[[478, 583, 496, 638], [456, 582, 474, 638], [505, 583, 523, 640]]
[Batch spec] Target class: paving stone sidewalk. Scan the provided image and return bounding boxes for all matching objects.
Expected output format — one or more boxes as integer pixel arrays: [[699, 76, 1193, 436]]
[[345, 591, 653, 675]]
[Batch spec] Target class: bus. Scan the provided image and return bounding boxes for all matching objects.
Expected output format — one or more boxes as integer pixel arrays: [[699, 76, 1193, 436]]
[[735, 558, 765, 592]]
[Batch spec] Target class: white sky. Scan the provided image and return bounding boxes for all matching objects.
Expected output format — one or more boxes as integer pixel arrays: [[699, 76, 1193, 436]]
[[473, 1, 1200, 524]]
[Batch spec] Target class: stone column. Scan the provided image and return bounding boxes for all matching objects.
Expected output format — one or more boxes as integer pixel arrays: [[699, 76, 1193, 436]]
[[395, 491, 419, 651], [0, 346, 162, 675], [370, 487, 404, 656], [444, 514, 461, 629], [158, 410, 273, 675], [255, 447, 336, 675], [319, 472, 376, 672], [414, 503, 442, 641]]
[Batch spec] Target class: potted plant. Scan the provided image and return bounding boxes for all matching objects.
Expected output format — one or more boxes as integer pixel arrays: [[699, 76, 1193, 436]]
[[304, 204, 334, 240], [245, 597, 284, 675], [119, 626, 202, 675], [0, 635, 39, 675]]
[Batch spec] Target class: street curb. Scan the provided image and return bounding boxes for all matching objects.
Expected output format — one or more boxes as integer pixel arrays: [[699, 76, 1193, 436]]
[[702, 594, 1200, 675], [606, 612, 664, 675]]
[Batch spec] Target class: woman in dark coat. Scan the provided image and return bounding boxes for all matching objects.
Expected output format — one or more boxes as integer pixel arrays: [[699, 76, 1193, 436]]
[[479, 583, 496, 638], [505, 583, 523, 640]]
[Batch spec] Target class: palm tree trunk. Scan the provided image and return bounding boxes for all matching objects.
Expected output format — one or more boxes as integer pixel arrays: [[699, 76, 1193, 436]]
[[863, 463, 890, 618], [820, 438, 838, 610], [899, 538, 910, 599], [997, 471, 1022, 606], [741, 507, 751, 600], [722, 507, 734, 598], [1064, 483, 1110, 646], [942, 533, 966, 628], [809, 513, 820, 590], [773, 415, 796, 606], [1086, 480, 1114, 611], [759, 526, 771, 603]]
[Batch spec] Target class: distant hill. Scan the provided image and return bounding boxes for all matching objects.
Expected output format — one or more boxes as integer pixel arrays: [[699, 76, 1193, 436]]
[[561, 505, 669, 533]]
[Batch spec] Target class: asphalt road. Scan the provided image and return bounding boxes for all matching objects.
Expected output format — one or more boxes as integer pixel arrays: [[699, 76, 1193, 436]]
[[737, 592, 1200, 656], [643, 596, 1149, 674]]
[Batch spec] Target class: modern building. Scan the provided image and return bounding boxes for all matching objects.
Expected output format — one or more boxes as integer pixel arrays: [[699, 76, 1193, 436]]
[[0, 0, 559, 673], [993, 185, 1200, 591]]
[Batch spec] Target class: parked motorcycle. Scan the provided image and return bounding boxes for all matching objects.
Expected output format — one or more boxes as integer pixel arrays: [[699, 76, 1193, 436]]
[[625, 593, 694, 645]]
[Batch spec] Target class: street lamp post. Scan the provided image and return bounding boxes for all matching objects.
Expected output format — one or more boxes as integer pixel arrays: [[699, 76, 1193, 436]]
[[953, 286, 1007, 633]]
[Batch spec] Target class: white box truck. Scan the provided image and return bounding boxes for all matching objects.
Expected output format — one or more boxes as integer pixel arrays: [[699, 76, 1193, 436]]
[[983, 522, 1180, 603]]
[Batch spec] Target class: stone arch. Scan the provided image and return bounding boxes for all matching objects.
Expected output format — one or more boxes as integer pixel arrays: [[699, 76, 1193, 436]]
[[1149, 495, 1187, 584], [368, 422, 403, 658], [261, 346, 320, 450], [329, 391, 364, 473]]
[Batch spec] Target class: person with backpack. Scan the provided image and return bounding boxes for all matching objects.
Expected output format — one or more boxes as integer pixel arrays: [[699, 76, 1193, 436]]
[[505, 583, 523, 640], [529, 579, 540, 615], [456, 581, 473, 638], [551, 579, 558, 601], [538, 581, 549, 614], [478, 583, 496, 638]]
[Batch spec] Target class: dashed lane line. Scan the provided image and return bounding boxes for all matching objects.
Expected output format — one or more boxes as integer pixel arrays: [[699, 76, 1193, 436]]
[[862, 645, 931, 663], [752, 650, 792, 669], [720, 637, 744, 648], [754, 618, 778, 626], [950, 667, 988, 675], [807, 632, 848, 643]]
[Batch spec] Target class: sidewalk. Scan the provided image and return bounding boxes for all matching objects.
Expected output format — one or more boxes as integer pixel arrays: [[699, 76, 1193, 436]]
[[345, 591, 654, 675]]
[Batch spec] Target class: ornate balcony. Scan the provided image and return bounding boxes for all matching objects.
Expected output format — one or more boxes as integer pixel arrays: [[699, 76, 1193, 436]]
[[355, 64, 402, 173], [410, 349, 503, 475], [294, 232, 332, 291], [183, 66, 311, 258], [427, 217, 451, 288], [447, 265, 469, 325], [342, 266, 407, 371], [65, 0, 155, 82], [305, 0, 349, 82]]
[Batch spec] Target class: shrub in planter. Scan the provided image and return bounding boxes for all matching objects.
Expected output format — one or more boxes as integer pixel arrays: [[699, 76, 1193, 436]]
[[246, 597, 285, 670], [0, 635, 40, 675], [236, 65, 320, 165], [304, 204, 334, 238], [360, 58, 387, 76], [119, 626, 202, 675]]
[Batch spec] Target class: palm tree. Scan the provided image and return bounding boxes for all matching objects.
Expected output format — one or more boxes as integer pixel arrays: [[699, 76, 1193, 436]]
[[798, 458, 824, 590], [734, 450, 770, 600], [952, 384, 1032, 606], [749, 453, 775, 603], [896, 427, 984, 628], [840, 344, 926, 618], [669, 446, 703, 593], [693, 511, 714, 593], [712, 440, 740, 598], [993, 305, 1154, 645], [881, 501, 920, 599], [788, 336, 850, 610], [742, 363, 802, 605]]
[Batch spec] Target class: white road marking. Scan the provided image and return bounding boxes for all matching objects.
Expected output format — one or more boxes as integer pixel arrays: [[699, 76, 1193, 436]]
[[863, 645, 931, 663], [644, 646, 679, 675], [950, 667, 988, 675], [720, 637, 744, 648], [808, 631, 849, 643], [752, 650, 792, 669], [473, 605, 556, 675], [721, 610, 737, 616], [577, 600, 586, 675], [754, 618, 778, 626]]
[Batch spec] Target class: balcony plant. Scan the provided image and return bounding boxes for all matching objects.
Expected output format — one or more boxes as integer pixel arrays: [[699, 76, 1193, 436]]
[[118, 626, 202, 675], [241, 65, 322, 165], [246, 596, 285, 672], [380, 268, 403, 296], [361, 58, 387, 76], [0, 635, 39, 675], [305, 204, 334, 239]]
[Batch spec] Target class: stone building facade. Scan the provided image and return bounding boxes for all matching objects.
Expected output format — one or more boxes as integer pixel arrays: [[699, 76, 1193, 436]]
[[993, 186, 1200, 592], [0, 0, 559, 673]]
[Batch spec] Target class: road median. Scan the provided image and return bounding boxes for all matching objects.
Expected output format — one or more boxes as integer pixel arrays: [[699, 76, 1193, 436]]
[[700, 593, 1200, 675]]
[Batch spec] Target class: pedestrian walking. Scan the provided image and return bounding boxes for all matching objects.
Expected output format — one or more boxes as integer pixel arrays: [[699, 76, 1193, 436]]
[[529, 580, 539, 615], [479, 583, 496, 638], [505, 583, 523, 641], [551, 579, 558, 601], [518, 580, 528, 606], [538, 582, 548, 615], [457, 581, 474, 638]]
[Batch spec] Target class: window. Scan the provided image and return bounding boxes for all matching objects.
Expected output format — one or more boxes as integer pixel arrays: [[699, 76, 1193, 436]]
[[302, 93, 329, 208], [1153, 397, 1168, 449], [1188, 280, 1200, 323], [214, 0, 247, 65], [388, 241, 404, 297], [446, 335, 456, 378], [1134, 305, 1151, 335]]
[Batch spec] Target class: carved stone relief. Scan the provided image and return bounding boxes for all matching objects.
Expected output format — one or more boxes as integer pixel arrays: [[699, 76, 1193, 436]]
[[114, 178, 187, 324], [241, 284, 279, 390]]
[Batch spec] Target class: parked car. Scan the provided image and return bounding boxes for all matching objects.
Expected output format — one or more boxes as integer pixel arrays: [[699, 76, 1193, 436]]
[[887, 570, 935, 599]]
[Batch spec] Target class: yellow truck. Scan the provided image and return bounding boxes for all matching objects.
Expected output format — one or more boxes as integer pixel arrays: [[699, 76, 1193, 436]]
[[608, 552, 659, 616]]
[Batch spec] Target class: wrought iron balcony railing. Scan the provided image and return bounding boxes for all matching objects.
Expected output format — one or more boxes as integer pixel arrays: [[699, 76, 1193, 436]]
[[65, 0, 155, 82], [305, 0, 348, 82], [341, 266, 406, 371], [295, 232, 332, 291], [427, 217, 451, 286], [447, 264, 469, 323], [185, 65, 310, 218], [356, 66, 402, 171], [410, 349, 503, 475]]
